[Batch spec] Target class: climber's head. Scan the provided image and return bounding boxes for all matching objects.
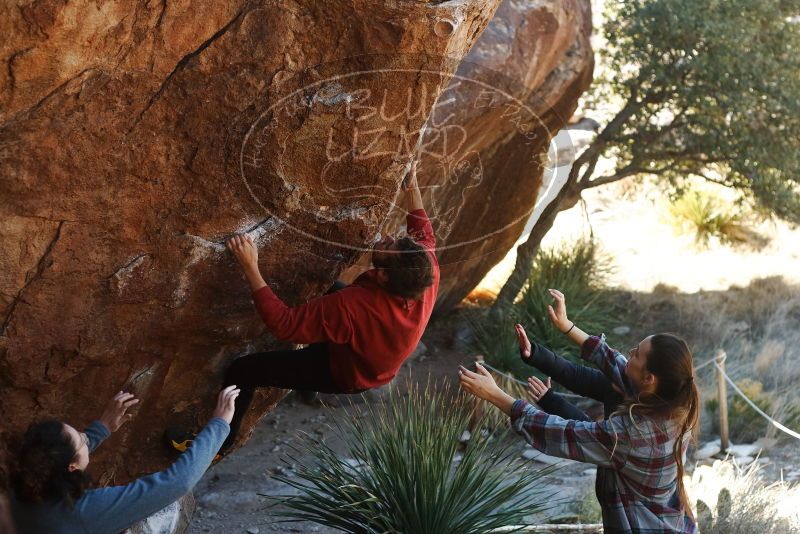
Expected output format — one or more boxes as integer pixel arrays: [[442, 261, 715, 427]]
[[11, 421, 91, 505], [372, 235, 434, 299]]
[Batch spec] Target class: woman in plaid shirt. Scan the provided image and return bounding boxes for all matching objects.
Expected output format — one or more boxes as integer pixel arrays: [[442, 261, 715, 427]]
[[459, 289, 698, 533]]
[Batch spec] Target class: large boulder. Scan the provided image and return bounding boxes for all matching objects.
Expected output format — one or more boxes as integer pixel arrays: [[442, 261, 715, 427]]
[[0, 0, 503, 488], [376, 0, 594, 311]]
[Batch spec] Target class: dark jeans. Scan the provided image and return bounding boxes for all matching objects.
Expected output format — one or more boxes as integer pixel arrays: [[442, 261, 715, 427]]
[[221, 280, 354, 450], [222, 343, 354, 449], [524, 341, 624, 421]]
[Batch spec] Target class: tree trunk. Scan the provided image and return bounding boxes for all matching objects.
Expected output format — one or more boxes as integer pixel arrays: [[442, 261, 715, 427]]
[[490, 182, 581, 318]]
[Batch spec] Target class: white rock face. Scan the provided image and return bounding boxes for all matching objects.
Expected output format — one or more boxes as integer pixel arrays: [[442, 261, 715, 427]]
[[125, 494, 194, 534], [694, 439, 722, 460]]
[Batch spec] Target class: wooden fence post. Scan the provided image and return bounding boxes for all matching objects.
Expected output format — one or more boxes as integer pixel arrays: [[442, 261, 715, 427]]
[[716, 349, 729, 453]]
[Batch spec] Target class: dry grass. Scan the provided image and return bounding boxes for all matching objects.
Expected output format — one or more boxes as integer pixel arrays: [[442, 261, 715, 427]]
[[613, 276, 800, 442], [688, 459, 800, 534], [666, 189, 769, 250]]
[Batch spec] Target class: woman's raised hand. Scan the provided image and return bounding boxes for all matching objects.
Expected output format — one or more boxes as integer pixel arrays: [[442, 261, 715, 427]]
[[546, 289, 572, 333], [213, 385, 241, 424], [99, 391, 139, 433], [458, 362, 501, 402], [527, 376, 551, 403], [515, 324, 532, 359]]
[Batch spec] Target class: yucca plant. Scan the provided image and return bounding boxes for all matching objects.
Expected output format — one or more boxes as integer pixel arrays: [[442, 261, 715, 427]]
[[517, 238, 619, 358], [668, 190, 764, 248], [267, 382, 556, 533]]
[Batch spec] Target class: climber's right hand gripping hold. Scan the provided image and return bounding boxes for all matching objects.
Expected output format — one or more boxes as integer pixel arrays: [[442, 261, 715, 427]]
[[226, 234, 267, 292]]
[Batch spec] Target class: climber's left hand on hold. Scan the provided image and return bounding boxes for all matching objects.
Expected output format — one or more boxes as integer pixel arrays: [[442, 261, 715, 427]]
[[226, 234, 258, 271]]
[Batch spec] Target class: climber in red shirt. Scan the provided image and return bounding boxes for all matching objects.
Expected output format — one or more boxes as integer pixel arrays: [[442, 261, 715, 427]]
[[219, 160, 439, 450]]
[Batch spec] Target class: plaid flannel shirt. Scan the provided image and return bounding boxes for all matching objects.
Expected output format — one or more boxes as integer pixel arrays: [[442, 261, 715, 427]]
[[510, 335, 696, 534]]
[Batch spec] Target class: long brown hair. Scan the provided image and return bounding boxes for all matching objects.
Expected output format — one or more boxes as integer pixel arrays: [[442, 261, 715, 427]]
[[614, 334, 699, 520], [11, 421, 91, 506]]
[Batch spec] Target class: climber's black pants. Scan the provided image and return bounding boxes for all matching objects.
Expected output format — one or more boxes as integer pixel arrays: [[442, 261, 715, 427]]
[[221, 280, 361, 450], [221, 343, 351, 449]]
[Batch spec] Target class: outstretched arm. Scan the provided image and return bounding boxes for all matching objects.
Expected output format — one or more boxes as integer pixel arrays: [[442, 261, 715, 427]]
[[527, 375, 592, 422], [227, 234, 267, 293], [510, 400, 628, 468], [86, 391, 140, 452], [226, 234, 355, 344], [75, 387, 239, 534], [545, 289, 589, 347], [403, 161, 436, 252], [403, 160, 424, 212], [517, 324, 616, 403], [458, 365, 624, 467], [530, 290, 632, 396]]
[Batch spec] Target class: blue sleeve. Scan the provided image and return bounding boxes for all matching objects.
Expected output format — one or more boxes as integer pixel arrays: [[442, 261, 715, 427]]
[[84, 421, 111, 453], [75, 417, 229, 534]]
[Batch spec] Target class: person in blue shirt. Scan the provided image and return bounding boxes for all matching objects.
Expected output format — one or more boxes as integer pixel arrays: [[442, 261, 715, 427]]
[[10, 385, 239, 534]]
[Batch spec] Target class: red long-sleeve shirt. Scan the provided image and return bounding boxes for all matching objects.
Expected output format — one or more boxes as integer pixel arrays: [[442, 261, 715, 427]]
[[251, 209, 440, 391]]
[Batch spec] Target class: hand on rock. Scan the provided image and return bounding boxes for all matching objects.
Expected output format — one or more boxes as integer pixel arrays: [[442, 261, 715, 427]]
[[226, 234, 258, 271], [402, 159, 418, 191], [213, 385, 240, 424], [99, 391, 139, 432]]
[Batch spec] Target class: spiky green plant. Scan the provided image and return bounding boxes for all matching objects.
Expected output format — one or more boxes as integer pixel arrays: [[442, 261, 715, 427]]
[[267, 382, 556, 533], [667, 190, 767, 249], [517, 238, 619, 358]]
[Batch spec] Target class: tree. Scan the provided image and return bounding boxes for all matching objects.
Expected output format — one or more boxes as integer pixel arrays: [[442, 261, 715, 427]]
[[492, 0, 800, 312]]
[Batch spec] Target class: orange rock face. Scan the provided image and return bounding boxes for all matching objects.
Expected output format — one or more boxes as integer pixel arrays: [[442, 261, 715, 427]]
[[375, 0, 594, 311], [0, 0, 592, 495], [0, 0, 504, 484]]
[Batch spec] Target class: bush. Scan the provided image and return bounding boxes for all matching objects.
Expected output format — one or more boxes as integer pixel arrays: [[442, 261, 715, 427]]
[[705, 378, 800, 443], [517, 238, 620, 358], [668, 190, 766, 249], [269, 382, 555, 533]]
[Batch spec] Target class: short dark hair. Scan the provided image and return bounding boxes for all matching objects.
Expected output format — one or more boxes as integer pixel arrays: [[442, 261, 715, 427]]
[[381, 237, 434, 299], [11, 421, 91, 505]]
